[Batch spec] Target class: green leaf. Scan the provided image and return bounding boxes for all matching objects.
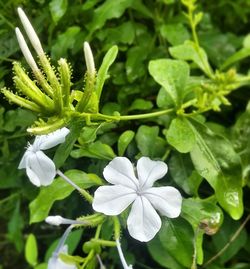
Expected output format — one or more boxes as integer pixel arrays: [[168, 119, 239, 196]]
[[231, 110, 250, 185], [7, 200, 24, 252], [25, 234, 38, 267], [86, 0, 133, 33], [211, 216, 247, 263], [160, 23, 190, 46], [188, 118, 243, 220], [71, 141, 116, 160], [148, 235, 184, 269], [158, 218, 193, 267], [49, 0, 68, 24], [182, 198, 224, 234], [96, 22, 135, 45], [126, 46, 149, 82], [156, 87, 176, 109], [53, 122, 83, 168], [29, 170, 102, 223], [128, 98, 153, 111], [169, 152, 202, 195], [118, 130, 135, 156], [169, 40, 212, 76], [45, 229, 83, 261], [34, 264, 47, 269], [148, 59, 189, 107], [167, 117, 196, 153], [221, 47, 250, 70], [135, 125, 166, 158], [51, 26, 81, 59], [95, 45, 118, 99], [3, 109, 36, 132]]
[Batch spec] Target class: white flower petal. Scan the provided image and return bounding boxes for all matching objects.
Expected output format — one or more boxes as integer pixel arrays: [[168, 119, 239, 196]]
[[143, 187, 182, 218], [137, 157, 168, 189], [34, 127, 70, 150], [26, 151, 56, 186], [18, 150, 30, 169], [48, 245, 76, 269], [93, 185, 137, 215], [103, 157, 139, 189], [127, 196, 161, 242]]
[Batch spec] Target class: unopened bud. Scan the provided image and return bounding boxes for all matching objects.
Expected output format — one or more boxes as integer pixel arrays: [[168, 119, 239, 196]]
[[15, 27, 39, 72], [17, 7, 44, 56], [84, 42, 95, 77]]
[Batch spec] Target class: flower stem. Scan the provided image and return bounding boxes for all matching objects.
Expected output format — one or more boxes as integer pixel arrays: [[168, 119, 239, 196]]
[[54, 225, 73, 254], [56, 169, 93, 203]]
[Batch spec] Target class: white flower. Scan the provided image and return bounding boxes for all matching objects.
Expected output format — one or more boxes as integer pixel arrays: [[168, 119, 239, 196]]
[[48, 245, 76, 269], [116, 239, 133, 269], [93, 157, 182, 242], [18, 127, 70, 186]]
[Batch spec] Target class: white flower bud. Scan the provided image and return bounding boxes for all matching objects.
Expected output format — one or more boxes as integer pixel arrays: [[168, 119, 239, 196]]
[[84, 42, 95, 76], [15, 27, 39, 72], [17, 7, 44, 56], [46, 215, 64, 226]]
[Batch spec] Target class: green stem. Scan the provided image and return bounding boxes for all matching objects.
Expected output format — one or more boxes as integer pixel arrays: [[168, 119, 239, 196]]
[[91, 239, 116, 247], [90, 108, 174, 122]]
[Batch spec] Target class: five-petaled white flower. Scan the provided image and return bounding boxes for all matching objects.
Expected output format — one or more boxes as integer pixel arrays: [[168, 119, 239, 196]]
[[18, 128, 70, 187], [93, 157, 182, 242], [48, 245, 76, 269]]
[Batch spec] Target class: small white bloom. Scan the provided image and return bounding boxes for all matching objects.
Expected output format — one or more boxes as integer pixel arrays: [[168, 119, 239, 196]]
[[116, 239, 133, 269], [48, 245, 76, 269], [93, 157, 182, 242], [19, 128, 70, 186]]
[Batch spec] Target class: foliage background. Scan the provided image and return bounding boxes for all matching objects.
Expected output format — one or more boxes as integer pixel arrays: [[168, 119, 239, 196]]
[[1, 0, 250, 269]]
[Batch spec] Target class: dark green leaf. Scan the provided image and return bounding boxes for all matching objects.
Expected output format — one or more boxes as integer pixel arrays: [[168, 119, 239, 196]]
[[29, 170, 102, 223], [160, 23, 190, 46], [148, 235, 184, 269], [169, 152, 202, 195], [135, 125, 166, 158], [118, 130, 135, 156], [86, 0, 133, 33], [158, 218, 193, 267], [211, 216, 247, 263], [7, 200, 24, 252], [71, 141, 116, 160], [189, 118, 243, 220]]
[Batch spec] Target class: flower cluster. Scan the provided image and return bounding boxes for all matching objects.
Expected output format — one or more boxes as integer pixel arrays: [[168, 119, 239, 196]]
[[15, 7, 182, 269]]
